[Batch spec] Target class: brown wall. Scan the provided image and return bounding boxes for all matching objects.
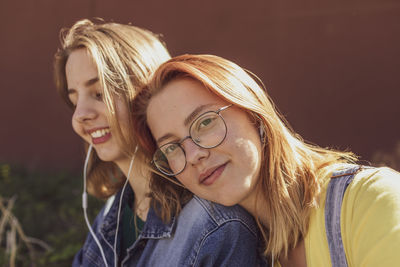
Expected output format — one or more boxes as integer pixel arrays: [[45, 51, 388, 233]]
[[1, 0, 399, 171]]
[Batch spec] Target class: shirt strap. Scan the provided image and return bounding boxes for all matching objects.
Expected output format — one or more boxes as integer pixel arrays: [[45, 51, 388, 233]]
[[325, 165, 362, 267]]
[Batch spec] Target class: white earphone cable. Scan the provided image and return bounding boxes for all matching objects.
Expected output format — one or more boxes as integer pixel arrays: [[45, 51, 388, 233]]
[[113, 147, 137, 267], [83, 145, 138, 267], [82, 144, 109, 267]]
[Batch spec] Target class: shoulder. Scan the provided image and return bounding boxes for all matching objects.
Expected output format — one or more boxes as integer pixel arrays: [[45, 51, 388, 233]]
[[174, 196, 263, 267], [142, 196, 264, 267], [342, 166, 400, 229], [350, 166, 400, 192], [321, 164, 400, 202], [341, 166, 400, 266], [179, 196, 258, 236], [343, 166, 400, 209], [306, 166, 400, 266]]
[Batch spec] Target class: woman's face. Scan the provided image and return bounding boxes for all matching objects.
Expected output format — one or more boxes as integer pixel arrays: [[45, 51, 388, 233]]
[[146, 78, 262, 207], [65, 48, 129, 165]]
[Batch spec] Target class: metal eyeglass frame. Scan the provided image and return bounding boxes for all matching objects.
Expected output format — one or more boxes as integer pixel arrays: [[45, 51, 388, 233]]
[[152, 104, 233, 176]]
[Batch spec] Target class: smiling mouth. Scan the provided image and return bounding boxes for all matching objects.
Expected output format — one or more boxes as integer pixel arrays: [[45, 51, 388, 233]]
[[90, 128, 110, 138], [199, 163, 227, 186], [89, 128, 111, 144]]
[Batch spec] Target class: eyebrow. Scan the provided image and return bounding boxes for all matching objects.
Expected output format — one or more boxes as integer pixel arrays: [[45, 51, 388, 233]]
[[85, 77, 99, 87], [155, 103, 215, 144], [183, 103, 214, 126], [67, 77, 99, 95]]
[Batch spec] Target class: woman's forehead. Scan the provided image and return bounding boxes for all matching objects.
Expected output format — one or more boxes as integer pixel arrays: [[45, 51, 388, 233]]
[[146, 79, 226, 140], [157, 79, 224, 105]]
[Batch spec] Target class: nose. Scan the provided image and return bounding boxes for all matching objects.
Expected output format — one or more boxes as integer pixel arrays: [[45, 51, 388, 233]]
[[72, 98, 97, 123], [182, 138, 209, 165]]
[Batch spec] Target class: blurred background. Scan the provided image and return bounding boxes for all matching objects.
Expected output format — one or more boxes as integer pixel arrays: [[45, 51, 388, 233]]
[[0, 0, 399, 265]]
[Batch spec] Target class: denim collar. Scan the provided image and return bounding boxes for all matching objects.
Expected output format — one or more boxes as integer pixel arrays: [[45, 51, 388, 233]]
[[99, 184, 176, 244], [140, 206, 175, 239]]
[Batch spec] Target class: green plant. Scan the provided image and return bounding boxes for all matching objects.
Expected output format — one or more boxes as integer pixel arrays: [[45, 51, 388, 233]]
[[0, 163, 103, 266]]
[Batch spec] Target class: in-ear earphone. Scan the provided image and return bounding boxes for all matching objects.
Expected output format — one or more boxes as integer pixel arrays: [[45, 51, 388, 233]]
[[82, 144, 137, 267]]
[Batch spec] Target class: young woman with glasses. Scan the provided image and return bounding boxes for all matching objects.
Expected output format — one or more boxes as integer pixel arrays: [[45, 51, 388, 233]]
[[54, 21, 265, 266], [132, 54, 400, 267]]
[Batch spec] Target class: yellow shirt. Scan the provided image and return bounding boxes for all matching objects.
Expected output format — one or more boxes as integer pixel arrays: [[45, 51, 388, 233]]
[[304, 166, 400, 267]]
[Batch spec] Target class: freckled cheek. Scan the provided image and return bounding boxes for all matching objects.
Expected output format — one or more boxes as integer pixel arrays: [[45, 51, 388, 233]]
[[233, 139, 261, 168], [176, 172, 194, 188]]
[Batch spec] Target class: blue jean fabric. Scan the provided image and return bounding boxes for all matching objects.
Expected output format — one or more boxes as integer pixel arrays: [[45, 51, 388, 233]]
[[325, 165, 371, 267], [72, 185, 267, 267]]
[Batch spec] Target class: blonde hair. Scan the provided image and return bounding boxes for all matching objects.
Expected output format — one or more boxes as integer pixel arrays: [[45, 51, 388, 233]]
[[54, 19, 171, 199], [132, 54, 357, 257]]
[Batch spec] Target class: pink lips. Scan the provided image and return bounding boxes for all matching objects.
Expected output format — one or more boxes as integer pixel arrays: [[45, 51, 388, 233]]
[[92, 132, 111, 144], [199, 163, 227, 186], [87, 127, 112, 145]]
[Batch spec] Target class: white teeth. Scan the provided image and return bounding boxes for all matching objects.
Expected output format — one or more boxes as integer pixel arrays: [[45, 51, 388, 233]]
[[90, 128, 110, 138]]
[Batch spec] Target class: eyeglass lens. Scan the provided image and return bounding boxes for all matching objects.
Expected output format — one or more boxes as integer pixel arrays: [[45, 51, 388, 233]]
[[154, 111, 227, 176]]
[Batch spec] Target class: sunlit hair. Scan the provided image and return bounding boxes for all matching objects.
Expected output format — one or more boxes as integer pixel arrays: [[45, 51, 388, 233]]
[[53, 19, 171, 199], [132, 54, 357, 257]]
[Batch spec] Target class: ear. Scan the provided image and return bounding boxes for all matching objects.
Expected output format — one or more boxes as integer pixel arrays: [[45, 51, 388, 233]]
[[251, 112, 266, 142], [259, 124, 266, 142]]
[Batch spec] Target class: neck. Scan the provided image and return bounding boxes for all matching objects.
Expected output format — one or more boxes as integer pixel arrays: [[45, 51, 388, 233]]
[[115, 156, 151, 220], [239, 189, 307, 267], [239, 190, 269, 226], [279, 239, 307, 267]]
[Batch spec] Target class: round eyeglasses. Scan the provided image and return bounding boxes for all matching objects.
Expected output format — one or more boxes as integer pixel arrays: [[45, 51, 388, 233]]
[[152, 104, 232, 176]]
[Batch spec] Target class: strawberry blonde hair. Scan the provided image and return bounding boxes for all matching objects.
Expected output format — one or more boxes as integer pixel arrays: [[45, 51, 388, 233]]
[[132, 54, 357, 257]]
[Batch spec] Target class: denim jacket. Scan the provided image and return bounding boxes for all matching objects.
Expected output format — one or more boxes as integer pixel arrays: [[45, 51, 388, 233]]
[[73, 185, 267, 266]]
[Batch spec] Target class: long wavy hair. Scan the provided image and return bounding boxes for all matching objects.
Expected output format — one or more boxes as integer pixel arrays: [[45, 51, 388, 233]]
[[132, 54, 357, 257], [53, 19, 171, 199]]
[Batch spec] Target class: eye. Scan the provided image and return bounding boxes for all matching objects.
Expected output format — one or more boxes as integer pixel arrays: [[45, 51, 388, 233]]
[[200, 118, 212, 127], [95, 92, 103, 101], [196, 115, 217, 131], [163, 143, 180, 156]]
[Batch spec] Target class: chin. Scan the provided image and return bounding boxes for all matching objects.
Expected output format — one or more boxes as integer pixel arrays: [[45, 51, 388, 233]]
[[212, 196, 238, 207], [95, 151, 120, 163], [96, 155, 114, 162]]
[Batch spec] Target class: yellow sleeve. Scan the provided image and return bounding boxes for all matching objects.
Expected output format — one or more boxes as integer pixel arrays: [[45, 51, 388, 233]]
[[342, 167, 400, 266]]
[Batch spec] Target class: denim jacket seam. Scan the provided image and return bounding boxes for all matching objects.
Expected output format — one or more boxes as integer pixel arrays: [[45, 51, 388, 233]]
[[230, 218, 258, 237], [139, 216, 175, 238], [192, 220, 257, 267], [99, 230, 114, 252], [121, 237, 147, 266], [194, 197, 218, 221], [84, 247, 100, 264], [194, 196, 256, 231], [198, 202, 258, 237], [192, 223, 220, 267]]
